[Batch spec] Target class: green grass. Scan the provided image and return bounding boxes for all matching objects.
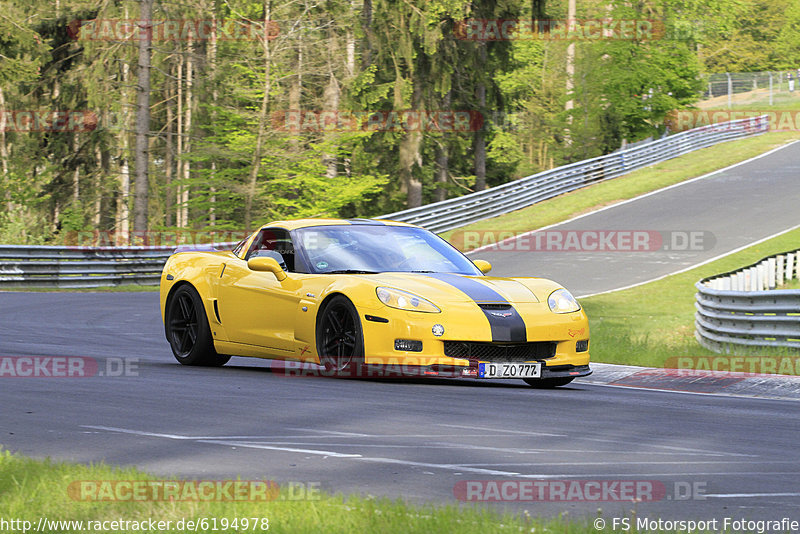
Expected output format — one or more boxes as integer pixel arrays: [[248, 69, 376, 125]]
[[444, 131, 800, 252], [778, 277, 800, 290], [0, 450, 606, 534], [582, 227, 800, 369]]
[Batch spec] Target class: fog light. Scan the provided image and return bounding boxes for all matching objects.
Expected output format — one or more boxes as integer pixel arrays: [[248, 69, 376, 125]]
[[395, 339, 423, 352], [576, 340, 589, 352]]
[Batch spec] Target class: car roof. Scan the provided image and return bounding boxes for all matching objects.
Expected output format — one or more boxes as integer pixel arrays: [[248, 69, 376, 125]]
[[259, 218, 417, 231]]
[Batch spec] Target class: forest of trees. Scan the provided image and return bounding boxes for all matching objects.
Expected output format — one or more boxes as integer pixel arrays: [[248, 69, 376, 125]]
[[1, 0, 797, 244]]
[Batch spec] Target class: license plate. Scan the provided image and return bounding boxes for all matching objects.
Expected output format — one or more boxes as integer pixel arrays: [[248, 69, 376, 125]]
[[478, 362, 541, 379]]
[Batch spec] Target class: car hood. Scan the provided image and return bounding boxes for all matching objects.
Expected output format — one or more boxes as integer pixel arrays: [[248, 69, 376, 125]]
[[367, 272, 543, 304]]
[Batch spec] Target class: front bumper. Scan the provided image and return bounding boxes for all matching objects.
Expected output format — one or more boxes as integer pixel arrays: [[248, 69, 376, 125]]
[[304, 361, 592, 379]]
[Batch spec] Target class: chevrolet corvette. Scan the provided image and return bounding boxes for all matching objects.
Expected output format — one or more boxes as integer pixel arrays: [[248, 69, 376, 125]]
[[160, 219, 590, 388]]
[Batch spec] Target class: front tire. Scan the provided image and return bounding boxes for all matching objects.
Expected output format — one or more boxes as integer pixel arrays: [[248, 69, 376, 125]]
[[166, 285, 230, 367], [524, 377, 575, 388], [316, 295, 365, 377]]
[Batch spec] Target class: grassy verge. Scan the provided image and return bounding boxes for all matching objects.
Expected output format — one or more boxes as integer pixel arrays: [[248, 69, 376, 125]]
[[443, 131, 800, 252], [0, 450, 603, 534], [582, 227, 800, 369]]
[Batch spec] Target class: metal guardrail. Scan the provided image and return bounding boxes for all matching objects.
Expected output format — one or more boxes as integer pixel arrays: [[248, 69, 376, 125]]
[[0, 243, 235, 288], [381, 115, 769, 233], [695, 249, 800, 352]]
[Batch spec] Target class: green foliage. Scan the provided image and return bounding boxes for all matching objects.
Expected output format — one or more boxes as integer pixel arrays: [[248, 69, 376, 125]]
[[700, 0, 792, 71]]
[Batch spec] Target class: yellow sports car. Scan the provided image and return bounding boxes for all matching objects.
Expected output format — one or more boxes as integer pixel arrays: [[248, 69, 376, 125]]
[[160, 219, 590, 388]]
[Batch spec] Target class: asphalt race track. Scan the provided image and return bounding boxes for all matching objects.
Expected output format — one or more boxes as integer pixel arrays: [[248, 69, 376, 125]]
[[471, 140, 800, 297], [3, 141, 800, 523]]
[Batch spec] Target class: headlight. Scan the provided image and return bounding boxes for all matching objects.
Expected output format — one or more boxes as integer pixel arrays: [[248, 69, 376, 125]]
[[548, 288, 581, 313], [376, 287, 440, 313]]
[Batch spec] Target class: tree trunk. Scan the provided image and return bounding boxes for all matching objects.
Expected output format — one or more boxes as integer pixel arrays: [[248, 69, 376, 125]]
[[181, 38, 193, 229], [176, 56, 183, 227], [434, 143, 448, 203], [0, 87, 11, 212], [164, 69, 174, 228], [116, 60, 131, 244], [434, 90, 451, 203], [134, 0, 153, 235], [93, 144, 103, 228], [72, 133, 80, 201], [474, 43, 487, 191], [399, 80, 423, 208], [245, 0, 273, 231], [361, 0, 373, 69], [288, 39, 302, 151], [323, 73, 340, 179], [208, 3, 218, 226], [564, 0, 576, 144], [346, 0, 356, 77]]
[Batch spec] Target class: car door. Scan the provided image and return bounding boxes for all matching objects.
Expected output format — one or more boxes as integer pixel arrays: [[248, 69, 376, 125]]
[[216, 228, 301, 354]]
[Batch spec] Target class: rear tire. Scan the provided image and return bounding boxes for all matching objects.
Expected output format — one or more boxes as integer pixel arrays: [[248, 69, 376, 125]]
[[316, 295, 365, 377], [524, 377, 575, 388], [166, 285, 230, 367]]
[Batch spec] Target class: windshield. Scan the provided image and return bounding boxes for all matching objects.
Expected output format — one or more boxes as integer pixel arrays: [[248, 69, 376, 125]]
[[293, 225, 482, 276]]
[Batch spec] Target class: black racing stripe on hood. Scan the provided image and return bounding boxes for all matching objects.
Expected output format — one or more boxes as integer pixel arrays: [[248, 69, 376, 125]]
[[423, 273, 527, 343]]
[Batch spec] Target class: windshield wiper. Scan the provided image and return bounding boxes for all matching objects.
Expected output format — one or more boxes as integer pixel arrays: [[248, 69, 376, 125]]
[[324, 269, 381, 274]]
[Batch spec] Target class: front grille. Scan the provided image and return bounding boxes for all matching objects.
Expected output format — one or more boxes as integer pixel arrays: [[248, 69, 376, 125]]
[[444, 341, 556, 362], [478, 303, 512, 310]]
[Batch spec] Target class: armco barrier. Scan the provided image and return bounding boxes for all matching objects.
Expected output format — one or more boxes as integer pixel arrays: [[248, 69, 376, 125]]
[[381, 115, 768, 233], [0, 243, 234, 289], [695, 248, 800, 352]]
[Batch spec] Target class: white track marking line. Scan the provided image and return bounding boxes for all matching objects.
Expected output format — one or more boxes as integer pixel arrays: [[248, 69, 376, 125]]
[[82, 426, 363, 458], [440, 423, 752, 457], [197, 440, 362, 458], [229, 441, 548, 455], [83, 425, 197, 439], [353, 457, 521, 476], [580, 381, 800, 403], [513, 471, 800, 479], [438, 423, 566, 437], [85, 426, 790, 478], [217, 442, 753, 458], [573, 436, 756, 457], [289, 428, 371, 437], [467, 140, 800, 256], [452, 460, 796, 467], [577, 222, 800, 298], [705, 492, 800, 498]]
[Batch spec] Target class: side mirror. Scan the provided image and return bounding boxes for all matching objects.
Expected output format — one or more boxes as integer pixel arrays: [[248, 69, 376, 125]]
[[247, 257, 288, 281], [473, 259, 492, 274]]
